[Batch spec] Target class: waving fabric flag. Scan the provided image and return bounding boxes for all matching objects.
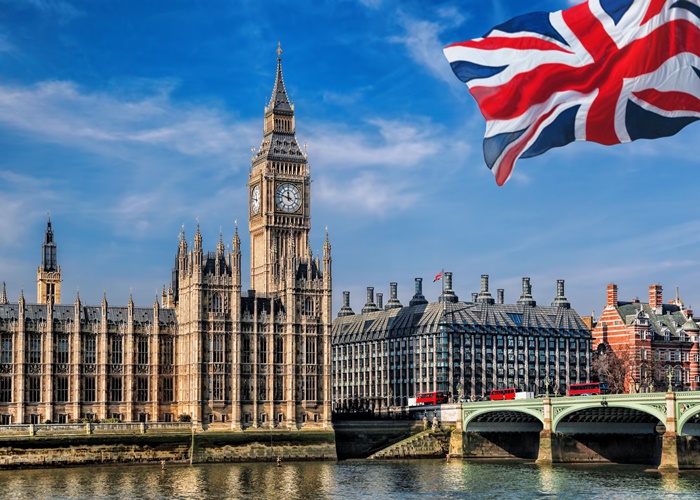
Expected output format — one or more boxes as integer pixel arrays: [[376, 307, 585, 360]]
[[443, 0, 700, 186], [433, 272, 443, 282]]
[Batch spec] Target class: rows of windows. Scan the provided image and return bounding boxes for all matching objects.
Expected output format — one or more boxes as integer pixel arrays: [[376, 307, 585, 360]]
[[333, 331, 591, 403]]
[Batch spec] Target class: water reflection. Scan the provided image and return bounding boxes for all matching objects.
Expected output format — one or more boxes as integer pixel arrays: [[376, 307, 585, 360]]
[[1, 460, 700, 499]]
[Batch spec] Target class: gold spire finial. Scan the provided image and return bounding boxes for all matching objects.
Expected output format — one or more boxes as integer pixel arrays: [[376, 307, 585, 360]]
[[277, 41, 282, 58]]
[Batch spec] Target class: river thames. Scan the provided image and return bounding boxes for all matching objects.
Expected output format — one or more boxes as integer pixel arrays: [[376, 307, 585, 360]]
[[1, 459, 699, 499]]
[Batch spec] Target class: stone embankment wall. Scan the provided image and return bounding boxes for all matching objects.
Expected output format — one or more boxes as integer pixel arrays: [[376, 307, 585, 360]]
[[332, 420, 423, 459], [0, 423, 336, 468], [368, 428, 450, 459], [462, 432, 540, 460]]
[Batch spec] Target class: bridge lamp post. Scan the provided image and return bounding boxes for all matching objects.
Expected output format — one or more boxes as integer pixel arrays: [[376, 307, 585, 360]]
[[544, 376, 551, 398], [667, 369, 673, 393]]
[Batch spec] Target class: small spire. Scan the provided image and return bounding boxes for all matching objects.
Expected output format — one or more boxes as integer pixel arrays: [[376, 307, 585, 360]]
[[129, 289, 134, 307], [217, 228, 225, 254], [0, 281, 7, 304], [277, 40, 282, 59], [75, 289, 81, 306]]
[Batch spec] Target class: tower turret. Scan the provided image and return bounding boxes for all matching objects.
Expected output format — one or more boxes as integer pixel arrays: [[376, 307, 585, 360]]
[[37, 216, 62, 304]]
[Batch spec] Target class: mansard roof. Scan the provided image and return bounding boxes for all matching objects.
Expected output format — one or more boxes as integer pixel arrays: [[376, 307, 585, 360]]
[[332, 300, 590, 345], [617, 301, 695, 340]]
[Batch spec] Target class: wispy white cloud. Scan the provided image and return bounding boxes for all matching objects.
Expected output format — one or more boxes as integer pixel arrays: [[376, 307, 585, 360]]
[[0, 32, 12, 54], [301, 115, 471, 215], [0, 80, 256, 162], [23, 0, 82, 23], [357, 0, 382, 9], [305, 117, 444, 170], [390, 10, 462, 84], [316, 171, 420, 214]]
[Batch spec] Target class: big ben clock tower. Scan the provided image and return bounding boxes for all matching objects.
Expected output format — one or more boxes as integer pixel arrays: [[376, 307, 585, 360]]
[[249, 43, 311, 296]]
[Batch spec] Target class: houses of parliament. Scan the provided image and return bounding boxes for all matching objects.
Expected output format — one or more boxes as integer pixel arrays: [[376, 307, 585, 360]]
[[0, 49, 333, 428]]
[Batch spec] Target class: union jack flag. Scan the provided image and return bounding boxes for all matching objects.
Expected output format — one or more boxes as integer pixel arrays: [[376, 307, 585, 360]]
[[444, 0, 700, 186]]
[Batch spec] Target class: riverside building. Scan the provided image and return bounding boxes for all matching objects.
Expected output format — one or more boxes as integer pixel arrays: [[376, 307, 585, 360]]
[[331, 273, 592, 410], [0, 48, 333, 428], [592, 283, 700, 392]]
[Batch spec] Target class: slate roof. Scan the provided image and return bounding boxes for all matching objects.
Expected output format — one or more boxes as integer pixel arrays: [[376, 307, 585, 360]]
[[617, 301, 698, 341], [332, 300, 590, 345]]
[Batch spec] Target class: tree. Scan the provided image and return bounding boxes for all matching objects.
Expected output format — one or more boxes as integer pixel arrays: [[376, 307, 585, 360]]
[[591, 346, 629, 394]]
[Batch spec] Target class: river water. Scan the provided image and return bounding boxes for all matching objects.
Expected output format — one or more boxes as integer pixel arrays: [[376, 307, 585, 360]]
[[1, 459, 699, 499]]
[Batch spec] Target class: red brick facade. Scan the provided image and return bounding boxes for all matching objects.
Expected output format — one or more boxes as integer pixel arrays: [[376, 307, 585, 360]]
[[592, 284, 700, 392]]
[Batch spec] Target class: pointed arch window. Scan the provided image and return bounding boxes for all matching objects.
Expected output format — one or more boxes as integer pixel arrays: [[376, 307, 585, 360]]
[[304, 297, 315, 316]]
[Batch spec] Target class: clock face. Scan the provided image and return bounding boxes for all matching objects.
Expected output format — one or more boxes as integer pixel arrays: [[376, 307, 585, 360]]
[[251, 185, 261, 215], [275, 183, 301, 213]]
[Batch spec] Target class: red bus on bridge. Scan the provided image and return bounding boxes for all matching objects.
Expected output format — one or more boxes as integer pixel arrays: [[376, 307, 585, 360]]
[[416, 391, 448, 405], [568, 382, 609, 396], [489, 388, 517, 400]]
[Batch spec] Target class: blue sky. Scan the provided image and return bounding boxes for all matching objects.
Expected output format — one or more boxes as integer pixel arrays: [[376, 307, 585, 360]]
[[1, 0, 699, 319]]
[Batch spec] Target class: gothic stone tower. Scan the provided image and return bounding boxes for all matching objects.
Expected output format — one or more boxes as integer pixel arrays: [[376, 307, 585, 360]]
[[37, 217, 61, 305], [173, 46, 332, 429]]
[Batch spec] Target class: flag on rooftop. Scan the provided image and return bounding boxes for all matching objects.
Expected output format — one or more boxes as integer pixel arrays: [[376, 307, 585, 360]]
[[433, 272, 443, 282], [443, 0, 700, 186]]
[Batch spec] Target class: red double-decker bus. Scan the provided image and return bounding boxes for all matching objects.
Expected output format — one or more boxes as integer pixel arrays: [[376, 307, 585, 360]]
[[489, 388, 517, 400], [568, 382, 609, 396], [416, 391, 448, 405]]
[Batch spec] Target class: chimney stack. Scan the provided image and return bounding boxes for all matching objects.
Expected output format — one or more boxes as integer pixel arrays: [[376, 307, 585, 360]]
[[362, 287, 380, 313], [385, 282, 403, 310], [338, 291, 355, 317], [517, 277, 536, 307], [649, 284, 663, 313], [476, 274, 495, 304], [551, 279, 570, 309], [497, 289, 504, 304], [439, 271, 459, 303], [376, 293, 383, 310], [606, 283, 618, 307], [409, 277, 428, 306]]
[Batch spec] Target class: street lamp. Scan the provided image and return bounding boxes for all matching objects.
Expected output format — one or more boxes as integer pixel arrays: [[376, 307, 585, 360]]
[[544, 376, 551, 398], [667, 369, 673, 393]]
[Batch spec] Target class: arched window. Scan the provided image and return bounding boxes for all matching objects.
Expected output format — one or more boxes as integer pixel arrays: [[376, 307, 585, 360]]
[[212, 293, 222, 313], [304, 297, 314, 316]]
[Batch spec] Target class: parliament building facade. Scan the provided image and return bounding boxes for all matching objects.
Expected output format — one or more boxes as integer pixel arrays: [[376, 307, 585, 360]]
[[0, 51, 333, 428]]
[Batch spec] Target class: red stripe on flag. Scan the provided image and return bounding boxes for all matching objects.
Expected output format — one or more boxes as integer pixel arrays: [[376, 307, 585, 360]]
[[634, 89, 700, 113]]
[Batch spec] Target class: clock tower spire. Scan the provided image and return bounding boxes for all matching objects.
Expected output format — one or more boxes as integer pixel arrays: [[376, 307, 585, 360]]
[[249, 43, 311, 295]]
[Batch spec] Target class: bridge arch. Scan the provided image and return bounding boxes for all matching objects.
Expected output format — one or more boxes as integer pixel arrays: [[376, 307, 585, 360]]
[[551, 401, 666, 433], [677, 404, 700, 435], [464, 406, 545, 430]]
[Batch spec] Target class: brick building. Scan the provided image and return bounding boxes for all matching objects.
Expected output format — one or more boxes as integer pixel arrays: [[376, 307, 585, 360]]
[[592, 283, 700, 392]]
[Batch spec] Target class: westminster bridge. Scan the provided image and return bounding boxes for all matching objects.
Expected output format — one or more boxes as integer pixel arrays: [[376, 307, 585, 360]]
[[455, 391, 700, 470]]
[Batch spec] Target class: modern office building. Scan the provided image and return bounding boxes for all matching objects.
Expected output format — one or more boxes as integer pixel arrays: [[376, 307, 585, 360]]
[[331, 273, 592, 410], [0, 48, 333, 428]]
